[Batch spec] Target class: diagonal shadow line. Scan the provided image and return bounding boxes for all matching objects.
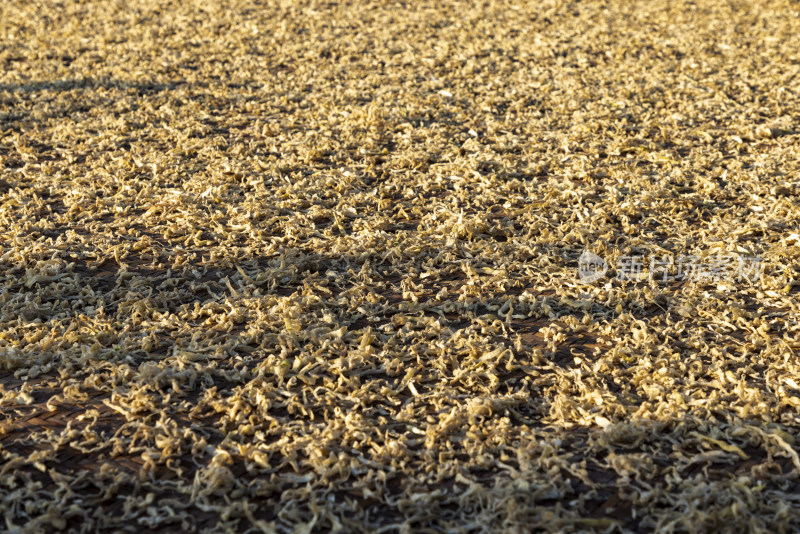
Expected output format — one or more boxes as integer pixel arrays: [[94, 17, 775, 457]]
[[0, 77, 200, 94]]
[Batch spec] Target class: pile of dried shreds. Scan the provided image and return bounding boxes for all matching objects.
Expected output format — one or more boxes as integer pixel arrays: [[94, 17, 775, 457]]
[[1, 0, 800, 532]]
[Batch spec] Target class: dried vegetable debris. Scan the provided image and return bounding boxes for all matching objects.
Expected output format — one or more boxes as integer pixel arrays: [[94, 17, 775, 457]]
[[1, 0, 800, 532]]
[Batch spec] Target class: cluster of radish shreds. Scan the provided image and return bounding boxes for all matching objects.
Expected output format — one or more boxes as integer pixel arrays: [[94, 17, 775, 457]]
[[1, 0, 800, 532]]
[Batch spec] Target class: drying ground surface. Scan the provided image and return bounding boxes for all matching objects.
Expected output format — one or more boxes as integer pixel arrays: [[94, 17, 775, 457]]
[[1, 0, 800, 532]]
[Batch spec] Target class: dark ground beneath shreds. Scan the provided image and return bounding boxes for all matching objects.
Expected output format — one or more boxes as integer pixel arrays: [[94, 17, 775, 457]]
[[1, 0, 800, 532]]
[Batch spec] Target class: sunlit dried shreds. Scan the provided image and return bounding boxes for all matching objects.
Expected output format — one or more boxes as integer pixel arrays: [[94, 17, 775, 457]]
[[1, 0, 800, 532]]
